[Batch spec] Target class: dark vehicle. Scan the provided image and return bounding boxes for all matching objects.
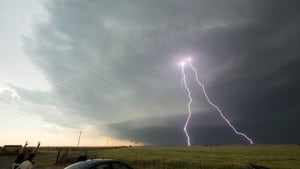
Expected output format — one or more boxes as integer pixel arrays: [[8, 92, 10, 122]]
[[64, 159, 134, 169]]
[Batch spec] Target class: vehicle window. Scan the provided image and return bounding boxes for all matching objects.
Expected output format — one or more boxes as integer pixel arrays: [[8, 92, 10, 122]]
[[111, 162, 131, 169]]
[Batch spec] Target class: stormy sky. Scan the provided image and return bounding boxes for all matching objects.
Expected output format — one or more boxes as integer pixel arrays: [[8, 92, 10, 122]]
[[1, 0, 300, 146]]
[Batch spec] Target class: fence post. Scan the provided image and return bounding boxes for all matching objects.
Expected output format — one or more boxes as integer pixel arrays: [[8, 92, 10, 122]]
[[56, 149, 61, 164], [199, 160, 202, 169], [135, 155, 137, 169]]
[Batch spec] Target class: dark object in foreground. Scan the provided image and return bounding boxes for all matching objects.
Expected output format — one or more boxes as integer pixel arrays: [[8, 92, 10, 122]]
[[248, 163, 270, 169], [64, 159, 134, 169], [76, 155, 88, 162]]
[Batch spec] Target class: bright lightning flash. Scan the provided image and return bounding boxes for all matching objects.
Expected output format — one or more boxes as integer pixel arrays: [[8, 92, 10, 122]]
[[186, 57, 253, 144], [180, 62, 192, 146]]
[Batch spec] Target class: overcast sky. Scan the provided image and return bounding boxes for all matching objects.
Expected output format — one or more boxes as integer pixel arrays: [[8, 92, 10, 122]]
[[1, 0, 300, 146]]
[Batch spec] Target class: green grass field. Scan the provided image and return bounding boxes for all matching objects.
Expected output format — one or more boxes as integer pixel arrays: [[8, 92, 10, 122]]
[[1, 145, 300, 169], [94, 145, 300, 169]]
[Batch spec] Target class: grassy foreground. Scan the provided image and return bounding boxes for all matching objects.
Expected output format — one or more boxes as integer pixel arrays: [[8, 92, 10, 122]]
[[1, 145, 300, 169], [95, 145, 300, 169]]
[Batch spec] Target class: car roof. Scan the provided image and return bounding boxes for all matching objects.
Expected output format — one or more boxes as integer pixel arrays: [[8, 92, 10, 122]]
[[64, 159, 129, 169], [84, 159, 119, 163]]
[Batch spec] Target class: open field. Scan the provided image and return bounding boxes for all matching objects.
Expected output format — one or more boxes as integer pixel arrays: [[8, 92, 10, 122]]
[[1, 145, 300, 169]]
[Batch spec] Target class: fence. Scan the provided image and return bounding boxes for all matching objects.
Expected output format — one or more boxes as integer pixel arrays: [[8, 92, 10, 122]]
[[1, 145, 22, 154]]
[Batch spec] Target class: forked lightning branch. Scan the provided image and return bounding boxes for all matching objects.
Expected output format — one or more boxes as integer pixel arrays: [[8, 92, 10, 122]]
[[180, 57, 253, 146]]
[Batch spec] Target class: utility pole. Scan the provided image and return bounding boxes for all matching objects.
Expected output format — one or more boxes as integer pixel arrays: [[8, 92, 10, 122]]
[[77, 130, 82, 147]]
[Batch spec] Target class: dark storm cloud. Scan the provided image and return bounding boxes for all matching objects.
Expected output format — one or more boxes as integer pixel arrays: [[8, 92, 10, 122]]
[[107, 111, 247, 145], [11, 0, 300, 144]]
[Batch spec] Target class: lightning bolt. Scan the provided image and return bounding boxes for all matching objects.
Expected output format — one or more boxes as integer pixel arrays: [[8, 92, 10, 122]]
[[181, 62, 192, 146], [187, 58, 253, 144]]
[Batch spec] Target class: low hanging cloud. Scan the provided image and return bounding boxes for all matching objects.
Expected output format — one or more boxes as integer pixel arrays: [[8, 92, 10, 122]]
[[5, 0, 299, 145]]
